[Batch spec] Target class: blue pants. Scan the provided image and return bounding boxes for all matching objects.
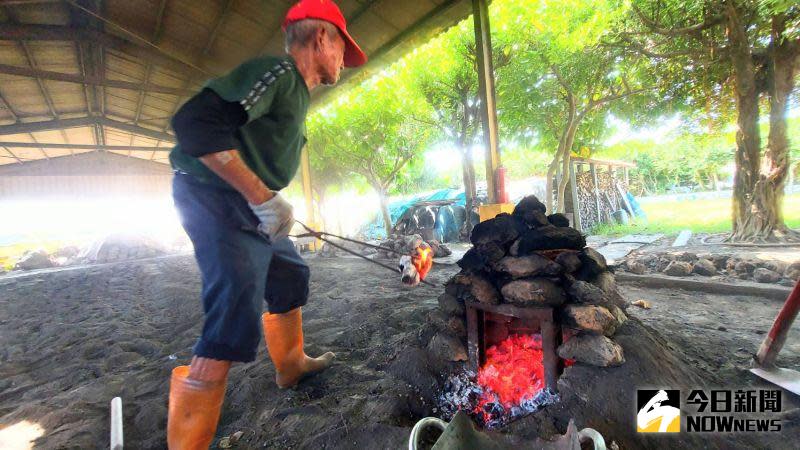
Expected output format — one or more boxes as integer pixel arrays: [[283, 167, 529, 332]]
[[172, 173, 310, 362]]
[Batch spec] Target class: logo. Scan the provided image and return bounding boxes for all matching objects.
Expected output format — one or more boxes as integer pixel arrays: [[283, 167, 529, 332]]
[[637, 390, 680, 433]]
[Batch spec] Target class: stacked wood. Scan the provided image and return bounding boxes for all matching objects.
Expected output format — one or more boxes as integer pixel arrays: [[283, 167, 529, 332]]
[[574, 169, 630, 231]]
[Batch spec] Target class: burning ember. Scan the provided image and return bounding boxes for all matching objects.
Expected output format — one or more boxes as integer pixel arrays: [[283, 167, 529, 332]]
[[475, 334, 545, 414], [438, 333, 559, 429], [399, 242, 433, 286]]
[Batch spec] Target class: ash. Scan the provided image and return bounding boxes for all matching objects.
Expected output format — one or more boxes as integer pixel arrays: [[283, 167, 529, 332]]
[[437, 371, 560, 429]]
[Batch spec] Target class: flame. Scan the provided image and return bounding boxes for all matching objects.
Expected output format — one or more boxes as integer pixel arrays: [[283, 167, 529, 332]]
[[473, 334, 545, 422], [412, 244, 433, 280]]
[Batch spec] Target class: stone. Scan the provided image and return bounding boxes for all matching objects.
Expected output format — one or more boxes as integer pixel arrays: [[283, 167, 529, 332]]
[[608, 304, 628, 325], [753, 268, 782, 284], [477, 242, 506, 263], [492, 254, 563, 279], [470, 213, 526, 247], [692, 259, 717, 276], [567, 280, 606, 304], [654, 257, 673, 273], [501, 278, 566, 307], [785, 262, 800, 281], [428, 240, 452, 257], [674, 251, 698, 263], [635, 253, 658, 267], [508, 239, 521, 256], [577, 248, 607, 278], [513, 195, 547, 218], [734, 260, 757, 275], [710, 254, 730, 270], [457, 247, 489, 271], [547, 213, 571, 228], [457, 273, 500, 304], [663, 261, 692, 277], [14, 250, 54, 270], [560, 305, 618, 336], [517, 226, 587, 253], [759, 260, 787, 274], [555, 251, 582, 273], [591, 272, 625, 307], [427, 332, 468, 362], [625, 260, 647, 275], [557, 334, 625, 367], [437, 293, 464, 316]]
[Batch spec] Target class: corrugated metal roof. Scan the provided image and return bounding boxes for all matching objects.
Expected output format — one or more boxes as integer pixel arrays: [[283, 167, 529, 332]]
[[0, 0, 471, 167]]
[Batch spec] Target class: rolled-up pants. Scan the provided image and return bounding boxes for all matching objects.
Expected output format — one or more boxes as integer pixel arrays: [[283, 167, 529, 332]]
[[172, 173, 310, 362]]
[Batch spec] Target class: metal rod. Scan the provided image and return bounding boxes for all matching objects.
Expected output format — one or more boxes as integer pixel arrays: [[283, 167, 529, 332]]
[[110, 397, 123, 450]]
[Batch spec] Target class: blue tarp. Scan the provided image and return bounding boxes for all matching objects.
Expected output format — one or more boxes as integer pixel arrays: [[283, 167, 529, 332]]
[[361, 188, 466, 239]]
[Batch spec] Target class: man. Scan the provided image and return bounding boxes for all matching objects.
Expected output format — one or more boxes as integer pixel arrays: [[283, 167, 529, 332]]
[[166, 1, 366, 448]]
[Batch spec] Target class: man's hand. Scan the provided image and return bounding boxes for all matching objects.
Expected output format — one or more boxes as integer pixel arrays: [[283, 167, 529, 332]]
[[249, 193, 294, 242]]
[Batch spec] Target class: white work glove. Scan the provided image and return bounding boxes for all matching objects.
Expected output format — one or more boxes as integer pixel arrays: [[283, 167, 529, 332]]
[[249, 193, 294, 242]]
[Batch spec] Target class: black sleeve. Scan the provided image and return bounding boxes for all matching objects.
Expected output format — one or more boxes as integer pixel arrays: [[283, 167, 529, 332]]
[[171, 88, 248, 157]]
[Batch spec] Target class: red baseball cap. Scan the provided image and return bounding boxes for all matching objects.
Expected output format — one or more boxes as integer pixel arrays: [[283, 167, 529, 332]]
[[283, 0, 367, 68]]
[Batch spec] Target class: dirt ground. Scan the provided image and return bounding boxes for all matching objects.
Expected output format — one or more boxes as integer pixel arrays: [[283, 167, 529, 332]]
[[0, 254, 798, 449]]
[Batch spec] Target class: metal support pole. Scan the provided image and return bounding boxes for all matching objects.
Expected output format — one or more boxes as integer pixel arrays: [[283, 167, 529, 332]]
[[472, 0, 501, 204], [300, 147, 315, 229]]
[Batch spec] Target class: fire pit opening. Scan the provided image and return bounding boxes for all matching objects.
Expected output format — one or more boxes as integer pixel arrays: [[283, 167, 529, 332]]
[[466, 301, 562, 392]]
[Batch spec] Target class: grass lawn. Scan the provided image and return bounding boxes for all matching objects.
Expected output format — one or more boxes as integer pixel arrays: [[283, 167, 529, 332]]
[[592, 193, 800, 236]]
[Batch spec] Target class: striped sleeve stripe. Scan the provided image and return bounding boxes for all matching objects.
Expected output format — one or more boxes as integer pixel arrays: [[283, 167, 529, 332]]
[[240, 60, 295, 112]]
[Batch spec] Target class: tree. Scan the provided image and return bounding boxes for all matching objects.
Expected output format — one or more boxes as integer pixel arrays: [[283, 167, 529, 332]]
[[307, 74, 434, 236], [403, 19, 511, 234], [623, 0, 800, 241], [499, 0, 653, 213]]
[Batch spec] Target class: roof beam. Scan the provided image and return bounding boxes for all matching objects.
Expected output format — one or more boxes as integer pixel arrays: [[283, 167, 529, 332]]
[[99, 117, 174, 142], [0, 117, 95, 135], [0, 142, 170, 151], [0, 24, 210, 78], [133, 0, 169, 147], [0, 63, 194, 96]]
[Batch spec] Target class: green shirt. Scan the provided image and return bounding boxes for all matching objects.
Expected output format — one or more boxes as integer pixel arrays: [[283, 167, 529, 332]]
[[169, 56, 310, 191]]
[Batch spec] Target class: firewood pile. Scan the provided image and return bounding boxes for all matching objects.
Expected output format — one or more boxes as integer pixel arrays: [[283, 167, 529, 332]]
[[429, 195, 629, 368], [575, 170, 630, 230]]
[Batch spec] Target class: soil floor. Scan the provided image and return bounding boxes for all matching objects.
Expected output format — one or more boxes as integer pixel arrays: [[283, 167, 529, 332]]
[[0, 254, 798, 449]]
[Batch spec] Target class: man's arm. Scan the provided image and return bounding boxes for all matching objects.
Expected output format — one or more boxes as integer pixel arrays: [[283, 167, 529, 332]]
[[199, 150, 273, 205]]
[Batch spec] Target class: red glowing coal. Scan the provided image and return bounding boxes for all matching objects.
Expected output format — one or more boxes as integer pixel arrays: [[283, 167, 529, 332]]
[[474, 334, 546, 418]]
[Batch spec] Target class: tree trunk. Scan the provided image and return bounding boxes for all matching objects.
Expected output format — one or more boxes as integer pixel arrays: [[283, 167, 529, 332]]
[[731, 13, 798, 241], [725, 2, 763, 241], [556, 117, 580, 213], [461, 147, 477, 234], [377, 185, 393, 237]]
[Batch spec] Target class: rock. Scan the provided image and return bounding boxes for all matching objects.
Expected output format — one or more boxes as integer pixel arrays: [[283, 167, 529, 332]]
[[631, 299, 651, 309], [785, 262, 800, 281], [734, 260, 757, 275], [457, 273, 500, 304], [457, 247, 489, 271], [577, 248, 607, 279], [557, 334, 625, 367], [547, 213, 571, 228], [692, 259, 717, 276], [501, 278, 566, 307], [567, 281, 606, 304], [710, 254, 729, 270], [492, 254, 563, 279], [555, 251, 582, 273], [429, 311, 466, 337], [476, 242, 506, 263], [759, 260, 787, 274], [675, 251, 698, 263], [512, 195, 547, 223], [663, 261, 692, 277], [427, 333, 468, 362], [508, 239, 521, 256], [753, 268, 782, 284], [625, 260, 647, 275], [560, 305, 618, 336], [654, 257, 673, 273], [470, 213, 526, 247], [428, 240, 452, 257], [14, 250, 54, 270], [608, 304, 628, 325], [592, 272, 626, 307], [517, 226, 587, 253], [635, 253, 658, 267], [437, 293, 464, 316]]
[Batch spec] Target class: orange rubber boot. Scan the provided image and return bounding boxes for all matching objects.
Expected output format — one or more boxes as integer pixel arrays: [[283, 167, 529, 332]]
[[167, 366, 227, 450], [262, 308, 335, 388]]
